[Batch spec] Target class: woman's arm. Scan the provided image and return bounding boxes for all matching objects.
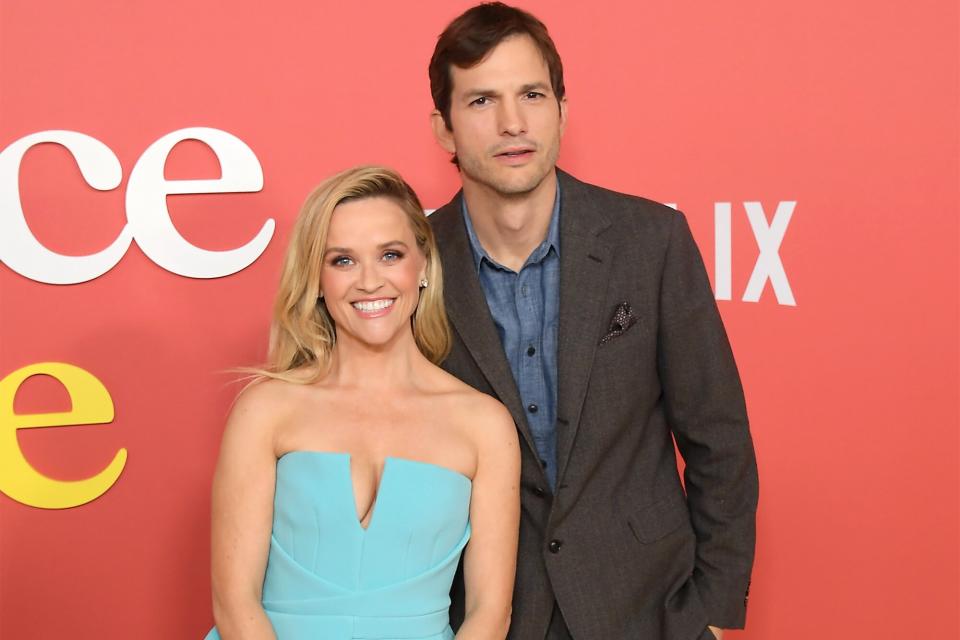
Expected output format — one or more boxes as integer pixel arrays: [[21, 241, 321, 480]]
[[210, 382, 283, 639], [456, 399, 521, 640]]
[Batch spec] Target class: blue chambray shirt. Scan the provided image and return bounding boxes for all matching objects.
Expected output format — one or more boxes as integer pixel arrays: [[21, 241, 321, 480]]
[[461, 187, 561, 489]]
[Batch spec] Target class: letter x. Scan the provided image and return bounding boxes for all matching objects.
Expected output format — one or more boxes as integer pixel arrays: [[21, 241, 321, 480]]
[[742, 201, 796, 306]]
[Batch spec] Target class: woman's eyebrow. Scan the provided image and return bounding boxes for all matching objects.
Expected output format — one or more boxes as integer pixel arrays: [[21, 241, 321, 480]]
[[323, 240, 409, 256]]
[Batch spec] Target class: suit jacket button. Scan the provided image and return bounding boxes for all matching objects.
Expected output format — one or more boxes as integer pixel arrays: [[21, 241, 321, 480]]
[[533, 486, 545, 497], [548, 539, 562, 554]]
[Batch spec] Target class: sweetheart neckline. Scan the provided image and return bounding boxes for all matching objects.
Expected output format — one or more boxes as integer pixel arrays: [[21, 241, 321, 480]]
[[277, 450, 472, 482], [277, 450, 471, 533]]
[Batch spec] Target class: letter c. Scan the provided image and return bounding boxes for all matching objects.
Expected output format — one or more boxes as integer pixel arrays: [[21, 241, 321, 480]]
[[0, 131, 132, 284], [0, 363, 127, 509]]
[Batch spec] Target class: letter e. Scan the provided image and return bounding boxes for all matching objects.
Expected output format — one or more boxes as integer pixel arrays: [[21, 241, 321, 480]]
[[0, 363, 127, 509], [125, 127, 275, 278]]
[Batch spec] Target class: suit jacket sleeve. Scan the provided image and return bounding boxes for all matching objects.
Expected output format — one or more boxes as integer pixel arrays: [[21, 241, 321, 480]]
[[656, 210, 759, 629]]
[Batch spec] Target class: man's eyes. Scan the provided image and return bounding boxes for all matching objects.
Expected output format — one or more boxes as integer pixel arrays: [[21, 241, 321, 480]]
[[470, 92, 545, 106]]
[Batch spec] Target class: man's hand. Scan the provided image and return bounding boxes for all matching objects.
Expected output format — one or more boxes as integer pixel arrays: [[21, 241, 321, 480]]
[[708, 626, 724, 639]]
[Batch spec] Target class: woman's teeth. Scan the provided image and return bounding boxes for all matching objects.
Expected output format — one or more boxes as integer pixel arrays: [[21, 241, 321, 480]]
[[352, 299, 394, 311]]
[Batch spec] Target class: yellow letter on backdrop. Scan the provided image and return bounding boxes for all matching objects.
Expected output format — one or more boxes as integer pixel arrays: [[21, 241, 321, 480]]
[[0, 363, 127, 509]]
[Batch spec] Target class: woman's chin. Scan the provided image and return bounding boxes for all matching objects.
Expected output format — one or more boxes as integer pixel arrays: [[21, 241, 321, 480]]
[[335, 325, 412, 352]]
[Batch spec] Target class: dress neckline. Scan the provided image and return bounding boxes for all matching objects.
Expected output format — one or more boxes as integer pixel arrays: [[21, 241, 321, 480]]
[[278, 450, 471, 481], [277, 450, 471, 533]]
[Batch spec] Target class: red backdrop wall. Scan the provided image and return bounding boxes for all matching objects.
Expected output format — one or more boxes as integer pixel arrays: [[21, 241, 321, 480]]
[[1, 1, 957, 638]]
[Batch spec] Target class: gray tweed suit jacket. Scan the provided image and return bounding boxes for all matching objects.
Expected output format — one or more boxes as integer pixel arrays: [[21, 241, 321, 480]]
[[431, 170, 758, 640]]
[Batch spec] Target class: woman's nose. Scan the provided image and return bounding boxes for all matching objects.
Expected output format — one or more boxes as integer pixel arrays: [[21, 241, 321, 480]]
[[356, 262, 384, 292]]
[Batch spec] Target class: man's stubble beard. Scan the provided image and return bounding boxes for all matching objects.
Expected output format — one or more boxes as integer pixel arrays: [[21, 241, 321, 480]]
[[459, 137, 561, 199]]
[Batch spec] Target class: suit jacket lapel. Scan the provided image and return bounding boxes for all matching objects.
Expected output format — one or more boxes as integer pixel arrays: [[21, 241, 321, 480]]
[[555, 170, 612, 484], [432, 194, 537, 455]]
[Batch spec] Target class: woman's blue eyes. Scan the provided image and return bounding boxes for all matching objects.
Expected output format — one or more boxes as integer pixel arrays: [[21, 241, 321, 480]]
[[329, 251, 403, 267]]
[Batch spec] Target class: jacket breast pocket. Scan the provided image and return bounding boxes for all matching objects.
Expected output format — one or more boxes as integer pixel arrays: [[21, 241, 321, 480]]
[[626, 492, 690, 544], [598, 312, 645, 347]]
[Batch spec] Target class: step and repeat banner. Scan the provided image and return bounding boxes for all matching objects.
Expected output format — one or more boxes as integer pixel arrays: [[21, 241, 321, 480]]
[[1, 1, 957, 638]]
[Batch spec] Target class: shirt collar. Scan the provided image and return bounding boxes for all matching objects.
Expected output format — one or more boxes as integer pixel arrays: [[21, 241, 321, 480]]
[[461, 182, 561, 274]]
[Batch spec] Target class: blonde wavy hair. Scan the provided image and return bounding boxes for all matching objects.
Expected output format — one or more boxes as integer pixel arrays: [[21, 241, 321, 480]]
[[258, 166, 450, 383]]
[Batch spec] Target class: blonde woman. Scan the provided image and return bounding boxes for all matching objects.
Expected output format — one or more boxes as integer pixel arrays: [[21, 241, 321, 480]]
[[205, 166, 519, 640]]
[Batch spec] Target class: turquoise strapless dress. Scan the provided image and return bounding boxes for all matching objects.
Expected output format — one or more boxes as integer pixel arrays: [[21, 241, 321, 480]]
[[205, 451, 471, 640]]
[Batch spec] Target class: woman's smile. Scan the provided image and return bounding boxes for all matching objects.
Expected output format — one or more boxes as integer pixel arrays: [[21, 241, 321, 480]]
[[351, 297, 396, 318]]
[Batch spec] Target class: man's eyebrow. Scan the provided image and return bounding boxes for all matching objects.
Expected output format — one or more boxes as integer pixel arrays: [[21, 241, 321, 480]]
[[462, 83, 551, 100], [520, 82, 550, 93], [462, 88, 500, 100]]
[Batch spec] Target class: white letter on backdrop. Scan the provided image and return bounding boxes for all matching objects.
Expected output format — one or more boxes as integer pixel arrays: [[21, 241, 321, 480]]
[[125, 127, 274, 278], [714, 202, 732, 301], [742, 201, 796, 306], [0, 131, 129, 284]]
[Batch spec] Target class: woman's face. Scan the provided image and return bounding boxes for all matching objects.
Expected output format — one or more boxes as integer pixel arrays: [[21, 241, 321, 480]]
[[319, 196, 426, 351]]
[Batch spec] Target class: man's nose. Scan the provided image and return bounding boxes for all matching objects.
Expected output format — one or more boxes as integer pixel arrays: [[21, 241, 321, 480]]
[[498, 100, 526, 136]]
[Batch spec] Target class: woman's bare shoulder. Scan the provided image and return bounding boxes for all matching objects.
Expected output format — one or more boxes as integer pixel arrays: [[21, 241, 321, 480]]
[[463, 389, 514, 431], [442, 384, 519, 474], [232, 375, 300, 412], [425, 369, 516, 447], [222, 375, 312, 449]]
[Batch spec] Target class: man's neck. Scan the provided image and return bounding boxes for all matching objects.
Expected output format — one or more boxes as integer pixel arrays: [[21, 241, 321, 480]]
[[461, 170, 558, 272]]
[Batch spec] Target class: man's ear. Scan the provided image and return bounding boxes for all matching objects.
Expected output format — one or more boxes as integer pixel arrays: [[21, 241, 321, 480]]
[[431, 110, 456, 154], [559, 97, 569, 137]]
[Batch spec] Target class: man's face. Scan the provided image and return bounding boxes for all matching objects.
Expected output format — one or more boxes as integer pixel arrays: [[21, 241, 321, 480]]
[[433, 34, 567, 198]]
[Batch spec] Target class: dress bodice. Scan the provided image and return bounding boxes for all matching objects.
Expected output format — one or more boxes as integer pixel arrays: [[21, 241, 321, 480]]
[[205, 451, 472, 640]]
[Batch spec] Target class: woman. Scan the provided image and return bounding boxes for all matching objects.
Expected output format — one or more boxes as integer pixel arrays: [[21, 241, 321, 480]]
[[206, 166, 519, 639]]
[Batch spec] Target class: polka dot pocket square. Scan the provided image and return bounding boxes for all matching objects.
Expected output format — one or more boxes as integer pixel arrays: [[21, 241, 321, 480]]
[[599, 301, 638, 345]]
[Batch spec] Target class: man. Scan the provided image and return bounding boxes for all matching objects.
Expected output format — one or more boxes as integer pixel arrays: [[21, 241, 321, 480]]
[[427, 4, 758, 639]]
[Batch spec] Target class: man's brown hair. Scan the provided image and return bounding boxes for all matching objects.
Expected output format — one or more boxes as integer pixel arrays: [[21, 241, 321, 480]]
[[429, 2, 565, 130]]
